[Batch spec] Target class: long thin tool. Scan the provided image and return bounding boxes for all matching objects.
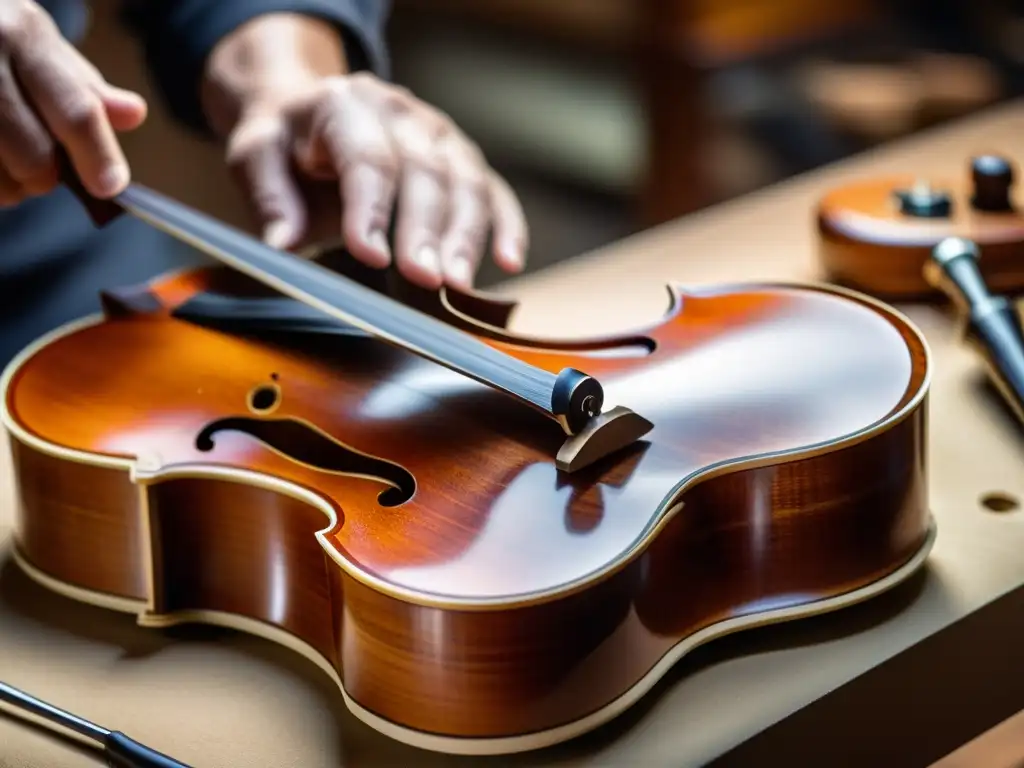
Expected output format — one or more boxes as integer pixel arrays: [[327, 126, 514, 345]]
[[926, 236, 1024, 426], [0, 680, 192, 767]]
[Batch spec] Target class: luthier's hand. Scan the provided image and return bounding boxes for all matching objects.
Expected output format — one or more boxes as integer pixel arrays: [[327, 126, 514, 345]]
[[0, 0, 146, 205], [203, 14, 527, 290]]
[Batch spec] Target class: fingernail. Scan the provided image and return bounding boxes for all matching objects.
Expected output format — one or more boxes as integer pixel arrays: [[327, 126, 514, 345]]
[[96, 164, 129, 197], [448, 255, 473, 287], [504, 244, 524, 268], [264, 221, 293, 250], [414, 244, 440, 274], [368, 229, 390, 257]]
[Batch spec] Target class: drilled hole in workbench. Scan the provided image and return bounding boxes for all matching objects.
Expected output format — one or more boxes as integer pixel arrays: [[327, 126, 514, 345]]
[[980, 492, 1020, 513]]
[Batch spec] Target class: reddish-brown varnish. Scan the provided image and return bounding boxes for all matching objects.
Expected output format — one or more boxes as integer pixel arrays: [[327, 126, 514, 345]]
[[2, 264, 931, 746], [818, 175, 1024, 299]]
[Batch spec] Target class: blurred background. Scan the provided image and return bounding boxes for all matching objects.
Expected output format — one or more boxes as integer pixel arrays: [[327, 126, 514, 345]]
[[83, 0, 1024, 286]]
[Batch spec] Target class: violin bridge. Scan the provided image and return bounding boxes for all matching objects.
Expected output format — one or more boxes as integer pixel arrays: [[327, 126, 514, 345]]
[[555, 406, 654, 473]]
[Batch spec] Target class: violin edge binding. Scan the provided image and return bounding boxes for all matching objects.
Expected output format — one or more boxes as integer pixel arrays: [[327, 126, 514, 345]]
[[0, 277, 933, 610], [6, 522, 936, 756], [0, 279, 937, 754]]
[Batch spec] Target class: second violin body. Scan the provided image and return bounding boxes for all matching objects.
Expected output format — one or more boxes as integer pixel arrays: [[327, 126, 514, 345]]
[[1, 264, 934, 755], [817, 154, 1024, 299]]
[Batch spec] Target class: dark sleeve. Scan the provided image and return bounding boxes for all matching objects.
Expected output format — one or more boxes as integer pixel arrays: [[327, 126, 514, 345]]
[[120, 0, 391, 134]]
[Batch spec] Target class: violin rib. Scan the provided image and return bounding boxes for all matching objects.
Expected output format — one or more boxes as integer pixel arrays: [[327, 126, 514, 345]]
[[0, 268, 934, 755]]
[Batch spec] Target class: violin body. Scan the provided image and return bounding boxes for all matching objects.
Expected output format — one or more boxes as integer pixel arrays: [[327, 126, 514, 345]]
[[817, 155, 1024, 299], [1, 263, 933, 755]]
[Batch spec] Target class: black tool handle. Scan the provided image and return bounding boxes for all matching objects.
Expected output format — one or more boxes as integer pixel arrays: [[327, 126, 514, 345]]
[[105, 732, 194, 768]]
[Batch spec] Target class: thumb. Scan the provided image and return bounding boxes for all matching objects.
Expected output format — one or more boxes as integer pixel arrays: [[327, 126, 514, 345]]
[[226, 116, 307, 250]]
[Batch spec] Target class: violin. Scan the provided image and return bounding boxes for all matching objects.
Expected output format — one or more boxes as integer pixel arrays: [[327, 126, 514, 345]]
[[0, 179, 935, 755], [817, 154, 1024, 299], [925, 236, 1024, 427]]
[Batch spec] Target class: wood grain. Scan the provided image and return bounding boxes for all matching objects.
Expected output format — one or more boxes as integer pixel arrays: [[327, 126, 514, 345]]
[[1, 265, 932, 747], [817, 174, 1024, 299]]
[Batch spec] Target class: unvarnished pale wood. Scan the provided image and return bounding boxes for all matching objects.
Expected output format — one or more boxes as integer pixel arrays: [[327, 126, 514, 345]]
[[2, 262, 930, 745]]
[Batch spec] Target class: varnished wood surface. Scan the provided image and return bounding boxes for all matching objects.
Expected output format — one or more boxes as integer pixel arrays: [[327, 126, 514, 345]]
[[817, 173, 1024, 299], [4, 263, 928, 742], [3, 100, 1024, 767]]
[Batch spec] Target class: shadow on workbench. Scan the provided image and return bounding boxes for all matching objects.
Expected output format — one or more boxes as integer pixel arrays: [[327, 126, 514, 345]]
[[710, 579, 1024, 767]]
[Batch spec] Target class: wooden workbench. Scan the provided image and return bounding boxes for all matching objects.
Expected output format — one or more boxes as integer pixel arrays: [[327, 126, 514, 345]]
[[2, 101, 1024, 767]]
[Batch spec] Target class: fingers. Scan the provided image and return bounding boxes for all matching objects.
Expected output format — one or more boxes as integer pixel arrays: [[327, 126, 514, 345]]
[[0, 61, 57, 195], [436, 136, 490, 289], [312, 87, 397, 269], [96, 82, 147, 133], [385, 96, 527, 289], [389, 112, 449, 288], [78, 58, 147, 133], [284, 75, 530, 288], [226, 113, 307, 250], [1, 3, 145, 198], [487, 171, 528, 274], [394, 118, 528, 290], [16, 51, 127, 197]]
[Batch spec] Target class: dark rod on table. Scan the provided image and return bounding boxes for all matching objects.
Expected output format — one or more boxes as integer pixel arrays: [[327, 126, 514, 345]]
[[0, 680, 194, 767]]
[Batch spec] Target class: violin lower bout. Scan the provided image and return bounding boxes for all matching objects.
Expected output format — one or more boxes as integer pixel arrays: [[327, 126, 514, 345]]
[[7, 397, 931, 754]]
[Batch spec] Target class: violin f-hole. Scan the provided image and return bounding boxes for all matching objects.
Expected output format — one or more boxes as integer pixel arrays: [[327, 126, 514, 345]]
[[195, 415, 416, 507]]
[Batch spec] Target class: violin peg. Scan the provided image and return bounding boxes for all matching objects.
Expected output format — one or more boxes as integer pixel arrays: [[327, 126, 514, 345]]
[[895, 180, 953, 218], [971, 154, 1015, 212]]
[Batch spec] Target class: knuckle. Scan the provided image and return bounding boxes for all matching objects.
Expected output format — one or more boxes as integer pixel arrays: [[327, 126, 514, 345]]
[[353, 146, 398, 175], [381, 85, 414, 113], [451, 223, 488, 250], [57, 95, 102, 134], [426, 105, 455, 131], [251, 187, 286, 215], [347, 71, 379, 91], [405, 155, 449, 187], [225, 117, 283, 165], [0, 3, 44, 48], [454, 137, 486, 168], [368, 198, 392, 226], [323, 76, 354, 104], [449, 155, 489, 191]]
